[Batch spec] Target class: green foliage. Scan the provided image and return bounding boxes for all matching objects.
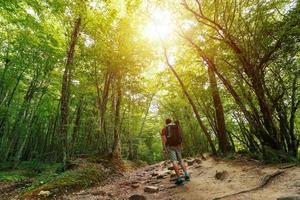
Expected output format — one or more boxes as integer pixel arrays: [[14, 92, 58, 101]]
[[262, 147, 299, 164]]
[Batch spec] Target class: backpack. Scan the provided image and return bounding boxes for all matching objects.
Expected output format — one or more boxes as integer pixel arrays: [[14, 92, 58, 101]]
[[165, 124, 182, 146]]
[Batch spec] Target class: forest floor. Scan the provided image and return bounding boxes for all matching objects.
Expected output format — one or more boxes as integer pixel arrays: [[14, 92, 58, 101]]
[[1, 155, 300, 200], [63, 155, 300, 200]]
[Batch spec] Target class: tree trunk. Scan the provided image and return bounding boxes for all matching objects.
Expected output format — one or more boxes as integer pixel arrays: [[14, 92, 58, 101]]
[[60, 16, 81, 170], [0, 70, 25, 131], [70, 98, 83, 157], [208, 66, 232, 153], [95, 70, 112, 153], [135, 93, 155, 159], [112, 76, 122, 159], [288, 75, 299, 156]]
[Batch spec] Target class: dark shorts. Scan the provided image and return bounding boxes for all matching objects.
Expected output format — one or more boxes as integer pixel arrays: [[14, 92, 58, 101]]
[[166, 145, 182, 161]]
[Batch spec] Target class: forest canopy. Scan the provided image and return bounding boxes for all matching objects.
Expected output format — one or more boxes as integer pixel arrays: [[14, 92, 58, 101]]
[[0, 0, 299, 169]]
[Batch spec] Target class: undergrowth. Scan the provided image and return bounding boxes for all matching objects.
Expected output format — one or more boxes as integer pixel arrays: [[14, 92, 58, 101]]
[[0, 157, 143, 199], [21, 168, 106, 199]]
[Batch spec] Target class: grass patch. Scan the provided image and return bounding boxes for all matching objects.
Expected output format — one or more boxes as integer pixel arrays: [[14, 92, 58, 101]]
[[0, 170, 34, 182], [0, 161, 61, 183], [1, 157, 144, 199], [21, 168, 106, 199]]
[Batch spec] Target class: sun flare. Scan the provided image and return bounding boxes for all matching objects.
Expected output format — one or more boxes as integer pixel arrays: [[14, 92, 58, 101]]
[[143, 9, 174, 41]]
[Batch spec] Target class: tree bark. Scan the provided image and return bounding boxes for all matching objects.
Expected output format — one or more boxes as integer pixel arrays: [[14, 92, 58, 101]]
[[208, 66, 232, 153], [70, 98, 83, 157], [60, 16, 81, 170], [112, 76, 122, 159], [95, 70, 112, 152]]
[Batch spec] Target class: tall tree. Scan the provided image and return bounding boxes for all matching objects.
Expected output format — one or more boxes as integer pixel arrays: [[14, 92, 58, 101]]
[[60, 16, 81, 170]]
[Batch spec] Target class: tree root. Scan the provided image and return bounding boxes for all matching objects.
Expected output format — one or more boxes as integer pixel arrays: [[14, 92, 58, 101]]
[[278, 164, 296, 169], [213, 170, 284, 200]]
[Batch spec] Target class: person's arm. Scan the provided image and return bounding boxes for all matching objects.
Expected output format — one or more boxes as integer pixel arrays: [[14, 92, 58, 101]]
[[162, 135, 167, 151], [161, 129, 167, 151]]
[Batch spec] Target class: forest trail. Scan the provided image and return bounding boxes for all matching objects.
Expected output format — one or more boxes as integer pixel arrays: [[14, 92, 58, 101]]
[[64, 156, 300, 200]]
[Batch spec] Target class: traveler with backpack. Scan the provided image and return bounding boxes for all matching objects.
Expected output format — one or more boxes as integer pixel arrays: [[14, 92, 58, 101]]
[[161, 118, 190, 185]]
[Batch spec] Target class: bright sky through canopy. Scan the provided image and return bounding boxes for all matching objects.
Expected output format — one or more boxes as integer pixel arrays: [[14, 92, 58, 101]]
[[143, 8, 175, 41]]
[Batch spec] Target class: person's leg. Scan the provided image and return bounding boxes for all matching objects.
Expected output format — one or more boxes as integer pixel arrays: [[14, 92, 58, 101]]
[[168, 148, 183, 185], [176, 150, 190, 181], [172, 161, 181, 176]]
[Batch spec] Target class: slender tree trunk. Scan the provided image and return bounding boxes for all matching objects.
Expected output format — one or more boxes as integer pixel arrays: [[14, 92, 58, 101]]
[[164, 48, 217, 154], [0, 45, 10, 99], [70, 98, 83, 157], [60, 16, 81, 170], [95, 70, 112, 153], [0, 70, 25, 131], [49, 101, 60, 162], [112, 79, 122, 159], [135, 93, 155, 159], [112, 76, 122, 159], [288, 75, 299, 156]]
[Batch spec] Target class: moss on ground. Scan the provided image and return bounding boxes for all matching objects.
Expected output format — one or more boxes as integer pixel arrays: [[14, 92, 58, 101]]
[[0, 161, 61, 183], [0, 157, 145, 199], [7, 158, 144, 199], [21, 168, 106, 199]]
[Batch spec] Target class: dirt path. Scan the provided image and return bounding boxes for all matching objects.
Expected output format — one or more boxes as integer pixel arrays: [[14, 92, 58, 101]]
[[64, 157, 300, 200]]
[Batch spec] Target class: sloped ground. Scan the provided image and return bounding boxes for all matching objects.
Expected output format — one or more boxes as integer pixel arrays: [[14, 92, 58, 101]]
[[65, 156, 300, 200], [0, 158, 142, 200]]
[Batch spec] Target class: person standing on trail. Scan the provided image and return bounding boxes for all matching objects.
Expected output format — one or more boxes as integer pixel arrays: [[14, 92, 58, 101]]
[[161, 118, 190, 185]]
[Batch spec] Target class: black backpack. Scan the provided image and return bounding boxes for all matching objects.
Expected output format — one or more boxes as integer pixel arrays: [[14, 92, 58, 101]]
[[166, 124, 182, 146]]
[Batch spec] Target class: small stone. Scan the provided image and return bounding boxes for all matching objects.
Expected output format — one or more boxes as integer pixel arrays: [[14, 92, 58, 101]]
[[215, 170, 228, 180], [129, 194, 147, 200], [187, 159, 196, 166], [91, 190, 106, 196], [76, 190, 89, 195], [194, 164, 201, 169], [131, 183, 140, 189], [107, 193, 113, 198], [151, 172, 159, 177], [157, 174, 166, 179], [170, 173, 177, 178], [150, 180, 161, 185], [170, 176, 178, 182], [38, 190, 51, 197], [144, 186, 159, 193], [167, 185, 177, 189]]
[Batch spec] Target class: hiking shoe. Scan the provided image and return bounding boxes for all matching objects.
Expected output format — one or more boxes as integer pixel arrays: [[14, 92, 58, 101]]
[[185, 174, 190, 181], [175, 177, 184, 185]]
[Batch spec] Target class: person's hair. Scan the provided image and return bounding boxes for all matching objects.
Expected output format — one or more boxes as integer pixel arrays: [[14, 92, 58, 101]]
[[165, 118, 172, 125]]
